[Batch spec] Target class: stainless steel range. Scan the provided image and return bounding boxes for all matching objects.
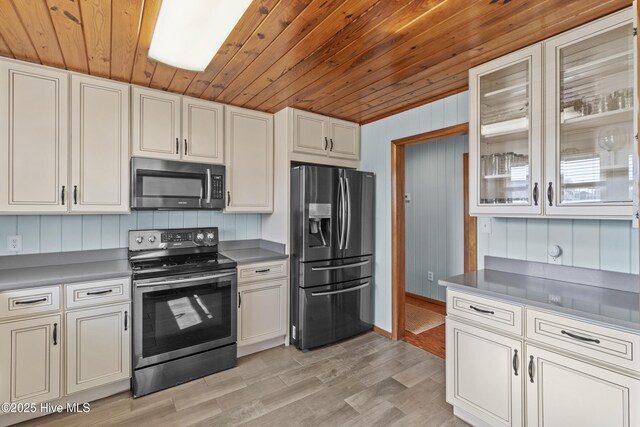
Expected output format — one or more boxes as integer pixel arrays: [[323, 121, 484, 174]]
[[129, 227, 237, 397]]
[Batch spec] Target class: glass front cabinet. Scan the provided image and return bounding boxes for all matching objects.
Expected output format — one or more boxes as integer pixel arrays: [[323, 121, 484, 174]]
[[470, 8, 636, 219]]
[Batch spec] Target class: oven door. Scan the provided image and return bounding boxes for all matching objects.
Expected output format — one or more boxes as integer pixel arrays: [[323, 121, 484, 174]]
[[133, 270, 236, 369]]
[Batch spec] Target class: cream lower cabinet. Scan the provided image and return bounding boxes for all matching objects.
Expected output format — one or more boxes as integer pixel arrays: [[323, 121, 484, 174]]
[[526, 344, 640, 427], [0, 315, 61, 404], [446, 318, 523, 427], [225, 106, 274, 213], [65, 303, 131, 394]]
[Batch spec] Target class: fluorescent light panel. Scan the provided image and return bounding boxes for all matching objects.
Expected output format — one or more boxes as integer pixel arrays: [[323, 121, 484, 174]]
[[149, 0, 252, 72]]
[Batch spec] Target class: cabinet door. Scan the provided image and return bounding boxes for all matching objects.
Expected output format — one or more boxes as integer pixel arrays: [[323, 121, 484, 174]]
[[71, 75, 130, 213], [0, 315, 61, 404], [446, 318, 523, 427], [328, 118, 360, 160], [238, 279, 287, 347], [66, 303, 130, 394], [225, 106, 273, 212], [292, 109, 329, 156], [0, 60, 68, 212], [182, 97, 224, 164], [469, 44, 543, 216], [544, 10, 634, 217], [526, 344, 640, 427], [131, 87, 181, 160]]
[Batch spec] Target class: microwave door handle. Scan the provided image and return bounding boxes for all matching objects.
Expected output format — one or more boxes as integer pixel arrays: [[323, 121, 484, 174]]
[[206, 169, 212, 204]]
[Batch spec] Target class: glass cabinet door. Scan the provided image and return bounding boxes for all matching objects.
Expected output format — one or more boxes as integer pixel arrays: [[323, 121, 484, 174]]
[[470, 45, 542, 215], [545, 11, 634, 217]]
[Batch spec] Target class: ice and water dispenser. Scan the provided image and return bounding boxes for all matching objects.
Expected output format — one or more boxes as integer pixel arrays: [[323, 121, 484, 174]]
[[308, 203, 331, 247]]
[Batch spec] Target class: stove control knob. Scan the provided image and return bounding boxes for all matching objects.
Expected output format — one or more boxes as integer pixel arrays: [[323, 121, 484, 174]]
[[206, 232, 215, 241], [196, 233, 205, 242], [135, 236, 143, 244], [148, 236, 156, 243]]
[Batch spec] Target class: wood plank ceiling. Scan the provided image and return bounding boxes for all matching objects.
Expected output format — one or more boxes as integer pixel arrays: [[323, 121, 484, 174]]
[[0, 0, 631, 124]]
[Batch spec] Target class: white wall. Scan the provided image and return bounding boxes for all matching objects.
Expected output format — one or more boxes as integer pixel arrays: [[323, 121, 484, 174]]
[[361, 91, 470, 332], [0, 211, 262, 256], [361, 90, 639, 333], [405, 135, 469, 301]]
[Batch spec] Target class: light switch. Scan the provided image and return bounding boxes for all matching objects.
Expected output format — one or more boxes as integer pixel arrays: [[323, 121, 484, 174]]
[[479, 217, 492, 234]]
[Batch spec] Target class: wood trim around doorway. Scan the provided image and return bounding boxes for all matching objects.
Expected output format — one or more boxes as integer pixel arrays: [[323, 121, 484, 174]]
[[391, 122, 470, 341]]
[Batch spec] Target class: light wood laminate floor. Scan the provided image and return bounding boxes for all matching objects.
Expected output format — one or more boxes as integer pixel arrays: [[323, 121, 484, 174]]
[[19, 332, 467, 427]]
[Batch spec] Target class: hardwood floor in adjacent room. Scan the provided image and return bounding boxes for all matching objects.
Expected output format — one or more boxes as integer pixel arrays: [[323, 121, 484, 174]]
[[404, 294, 447, 359], [18, 332, 467, 427]]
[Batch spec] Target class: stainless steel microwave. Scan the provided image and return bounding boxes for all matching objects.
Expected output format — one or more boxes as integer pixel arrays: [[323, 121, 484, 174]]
[[131, 158, 225, 210]]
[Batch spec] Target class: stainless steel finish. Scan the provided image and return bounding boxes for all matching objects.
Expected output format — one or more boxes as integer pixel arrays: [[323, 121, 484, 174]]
[[345, 176, 352, 250], [135, 236, 143, 244], [206, 168, 212, 204], [311, 259, 370, 271], [148, 236, 156, 243], [131, 158, 225, 210], [311, 282, 370, 296], [128, 228, 218, 252], [339, 177, 346, 250], [134, 271, 236, 288]]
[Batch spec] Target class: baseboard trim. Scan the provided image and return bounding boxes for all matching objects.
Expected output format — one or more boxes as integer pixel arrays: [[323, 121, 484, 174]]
[[373, 326, 392, 339], [238, 336, 287, 357], [406, 292, 446, 307]]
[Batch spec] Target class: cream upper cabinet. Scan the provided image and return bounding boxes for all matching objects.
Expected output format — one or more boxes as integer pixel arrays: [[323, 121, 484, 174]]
[[238, 279, 287, 347], [292, 109, 330, 156], [446, 318, 523, 427], [182, 97, 224, 164], [131, 87, 181, 161], [71, 75, 130, 213], [544, 10, 634, 217], [225, 105, 273, 213], [470, 44, 543, 216], [0, 60, 68, 212], [526, 344, 640, 427], [66, 303, 130, 394], [290, 108, 360, 163], [0, 315, 61, 404], [328, 117, 360, 160]]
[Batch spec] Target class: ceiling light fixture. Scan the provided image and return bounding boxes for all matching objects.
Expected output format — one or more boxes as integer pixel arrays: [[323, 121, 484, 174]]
[[149, 0, 253, 72]]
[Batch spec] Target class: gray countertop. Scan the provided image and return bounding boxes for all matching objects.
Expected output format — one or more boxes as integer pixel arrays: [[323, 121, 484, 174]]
[[0, 259, 132, 291], [439, 269, 640, 333], [219, 239, 287, 265]]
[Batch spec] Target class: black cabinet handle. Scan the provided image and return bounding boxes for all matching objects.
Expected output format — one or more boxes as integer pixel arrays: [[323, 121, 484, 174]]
[[238, 292, 241, 308], [15, 297, 47, 305], [533, 182, 539, 206], [184, 139, 188, 155], [61, 186, 65, 205], [330, 138, 334, 151], [227, 191, 231, 207], [547, 182, 553, 206], [470, 305, 494, 315], [124, 311, 128, 331], [324, 137, 328, 150], [513, 349, 519, 376], [86, 289, 113, 296], [53, 322, 58, 346], [176, 138, 179, 154], [73, 185, 78, 205], [255, 269, 271, 273], [561, 330, 600, 344], [528, 355, 534, 383]]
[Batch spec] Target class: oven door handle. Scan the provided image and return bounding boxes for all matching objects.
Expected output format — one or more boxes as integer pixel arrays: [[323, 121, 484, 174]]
[[311, 282, 370, 297], [135, 272, 236, 288]]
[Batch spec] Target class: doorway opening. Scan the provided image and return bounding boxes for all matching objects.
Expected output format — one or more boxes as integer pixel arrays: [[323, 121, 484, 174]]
[[391, 123, 476, 356]]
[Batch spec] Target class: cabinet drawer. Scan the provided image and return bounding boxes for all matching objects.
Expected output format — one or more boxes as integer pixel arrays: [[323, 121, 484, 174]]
[[65, 277, 131, 309], [526, 308, 640, 373], [447, 290, 523, 336], [0, 286, 60, 319], [237, 259, 287, 284]]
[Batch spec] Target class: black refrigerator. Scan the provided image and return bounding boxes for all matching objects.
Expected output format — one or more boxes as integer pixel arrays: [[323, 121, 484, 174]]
[[290, 165, 374, 351]]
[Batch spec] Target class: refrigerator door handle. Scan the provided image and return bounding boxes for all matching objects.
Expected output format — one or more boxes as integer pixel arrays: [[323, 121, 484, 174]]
[[338, 176, 347, 250], [345, 176, 352, 250], [311, 259, 370, 271], [311, 282, 370, 297]]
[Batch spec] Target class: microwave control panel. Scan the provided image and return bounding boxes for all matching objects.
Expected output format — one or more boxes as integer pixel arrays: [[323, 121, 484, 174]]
[[211, 175, 223, 199]]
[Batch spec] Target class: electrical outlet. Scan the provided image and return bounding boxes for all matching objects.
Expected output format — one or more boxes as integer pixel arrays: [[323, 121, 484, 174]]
[[427, 271, 434, 281], [7, 235, 22, 252], [404, 193, 411, 203]]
